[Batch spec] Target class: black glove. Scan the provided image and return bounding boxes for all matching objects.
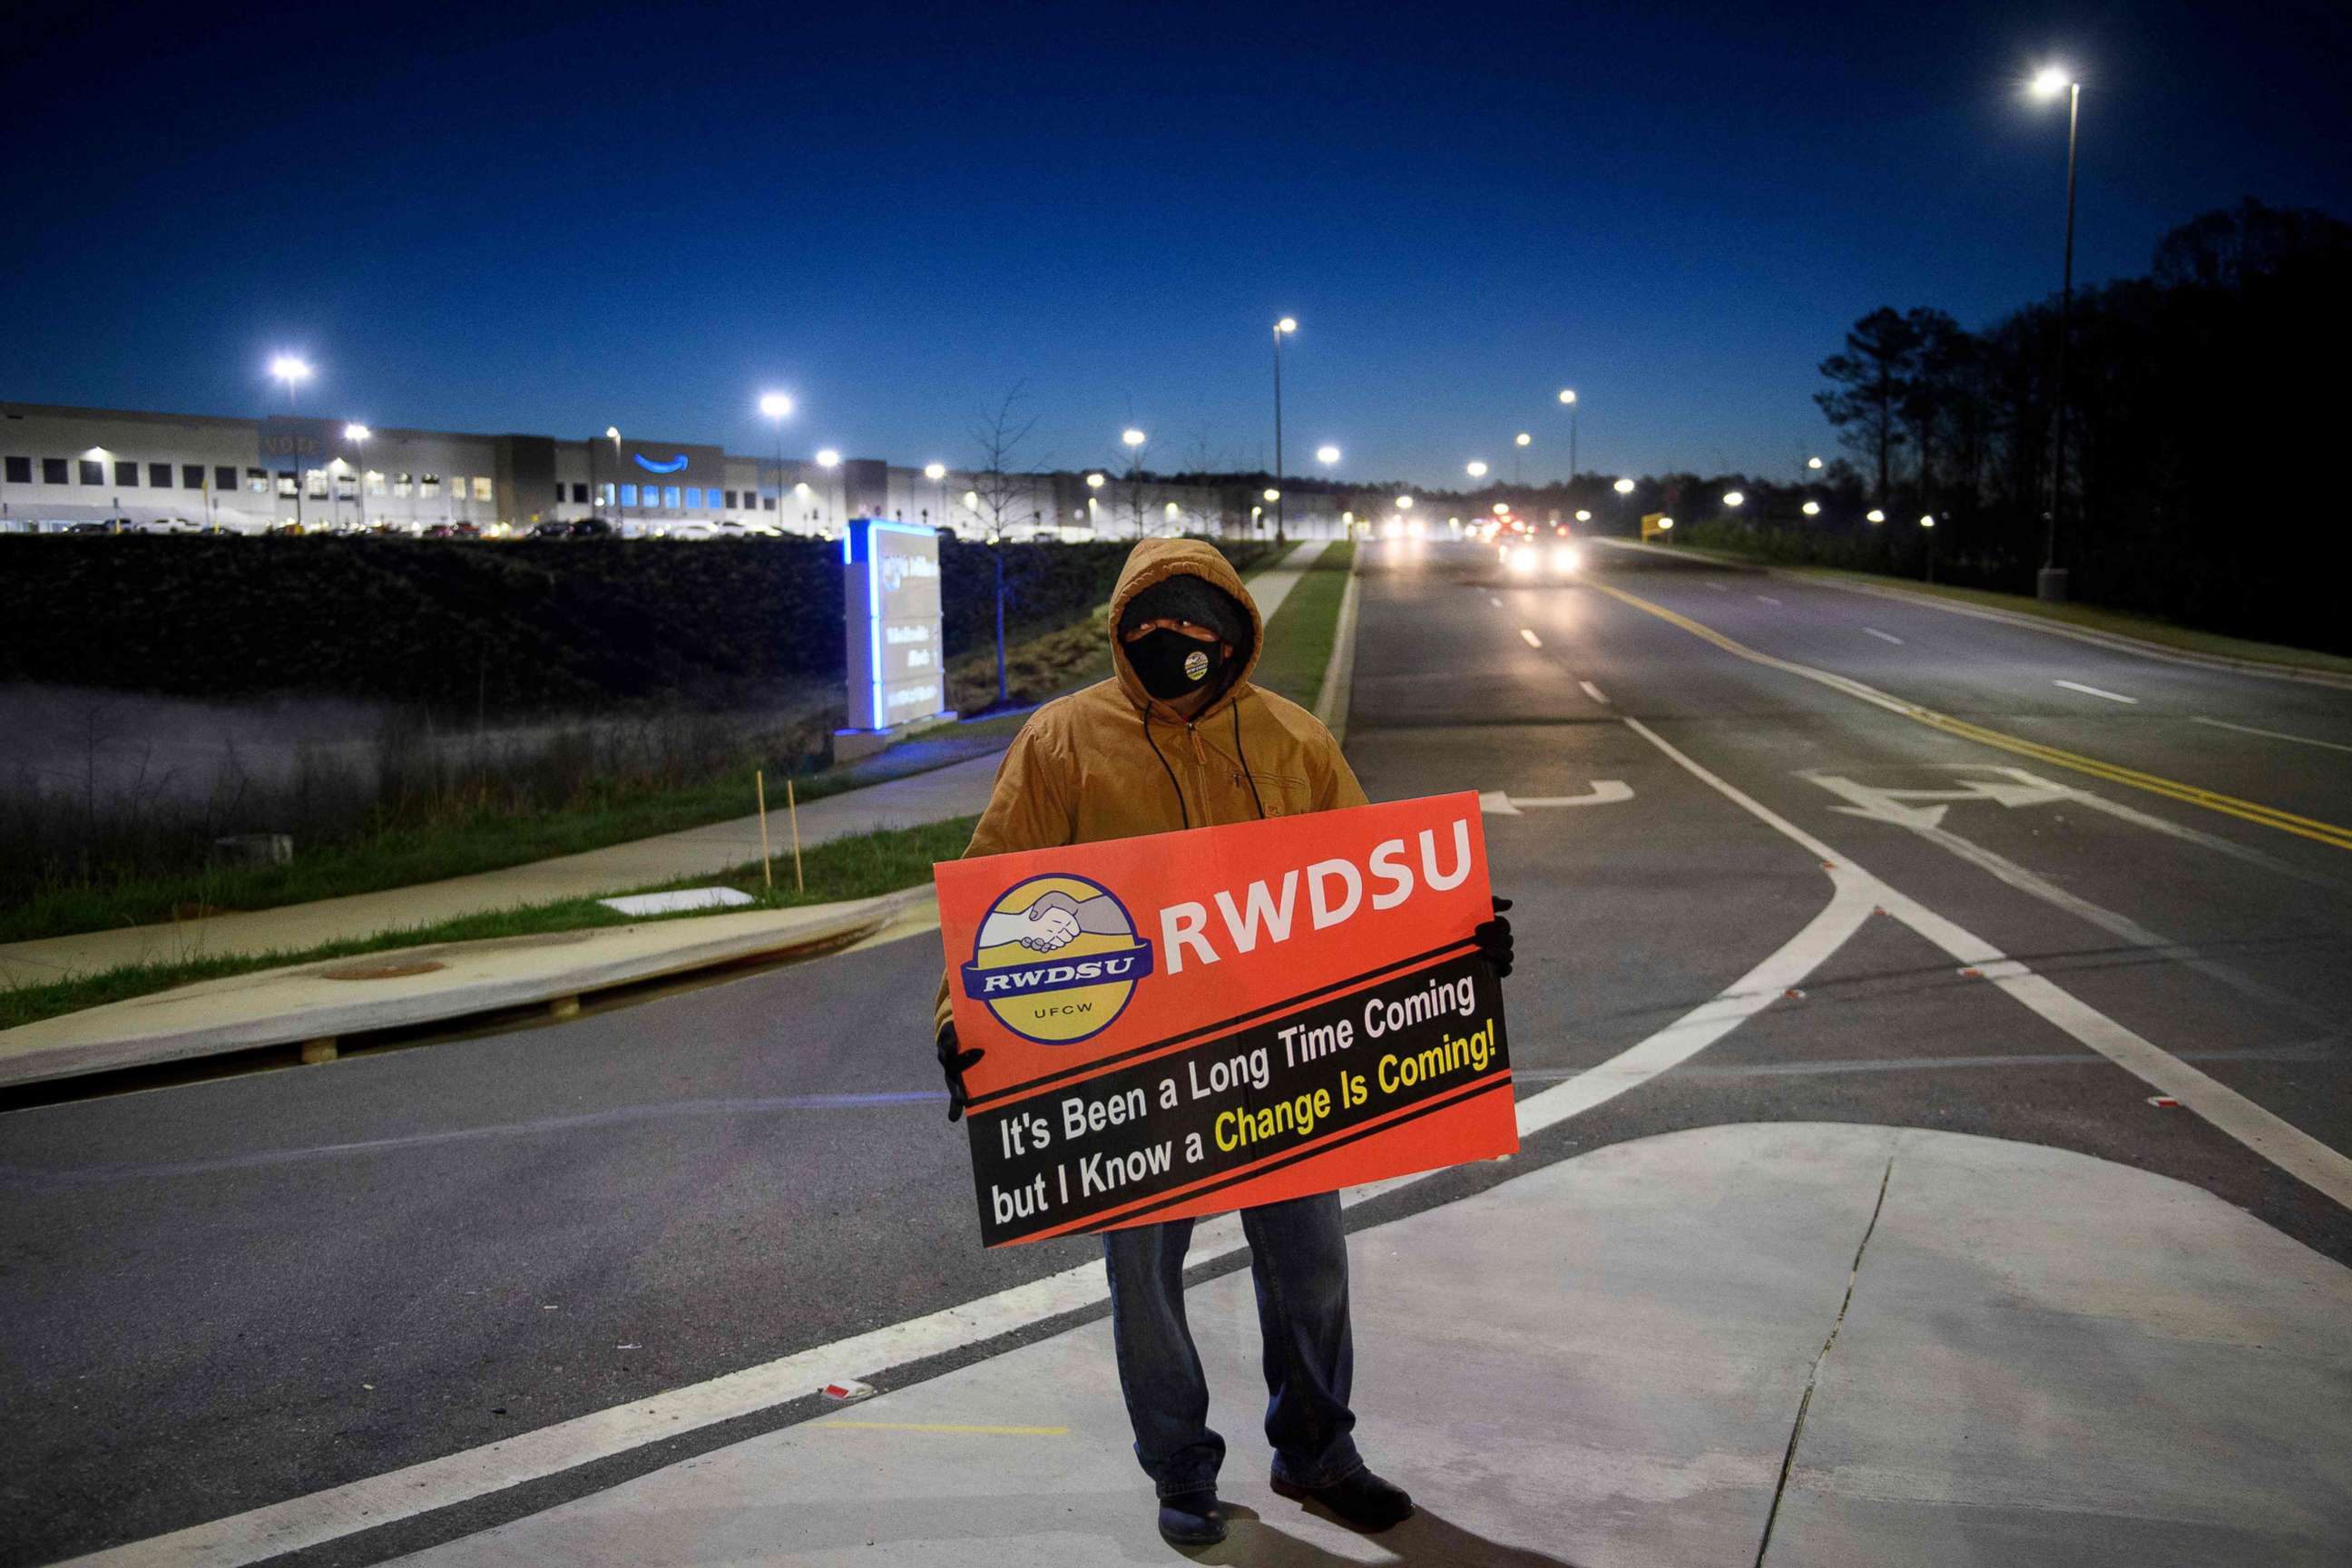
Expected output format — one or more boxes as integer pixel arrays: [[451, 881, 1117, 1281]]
[[936, 1023, 985, 1122], [1473, 896, 1514, 980]]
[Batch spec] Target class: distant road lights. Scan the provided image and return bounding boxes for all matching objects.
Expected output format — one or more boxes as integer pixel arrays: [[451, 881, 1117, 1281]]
[[1801, 500, 1822, 516], [1466, 461, 1489, 479], [1263, 487, 1281, 502], [816, 448, 841, 467], [1866, 508, 1886, 524], [1514, 433, 1532, 447], [964, 489, 980, 508], [924, 462, 947, 480], [1122, 428, 1147, 450], [1657, 516, 1674, 531], [1723, 491, 1745, 507], [1919, 514, 1936, 528], [758, 392, 795, 420], [1612, 477, 1636, 495], [1396, 495, 1414, 509], [1316, 445, 1340, 466], [2031, 64, 2073, 99], [269, 355, 313, 398], [1165, 500, 1181, 519], [343, 423, 370, 443], [1806, 456, 1824, 472], [1275, 317, 1297, 335], [1492, 502, 1510, 515], [1574, 509, 1592, 523], [1558, 389, 1576, 406]]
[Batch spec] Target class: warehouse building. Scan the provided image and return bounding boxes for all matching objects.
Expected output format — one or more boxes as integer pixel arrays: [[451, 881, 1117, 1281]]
[[1, 400, 1349, 540]]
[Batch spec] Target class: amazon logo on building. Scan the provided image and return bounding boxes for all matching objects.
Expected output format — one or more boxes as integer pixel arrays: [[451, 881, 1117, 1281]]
[[632, 453, 691, 474]]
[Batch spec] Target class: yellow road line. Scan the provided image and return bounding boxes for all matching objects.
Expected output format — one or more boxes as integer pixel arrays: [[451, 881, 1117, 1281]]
[[1587, 579, 2352, 855], [815, 1421, 1070, 1436]]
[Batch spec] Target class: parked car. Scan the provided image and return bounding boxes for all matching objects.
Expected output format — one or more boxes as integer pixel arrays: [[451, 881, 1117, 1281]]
[[66, 520, 118, 534], [528, 520, 572, 539], [569, 516, 615, 538]]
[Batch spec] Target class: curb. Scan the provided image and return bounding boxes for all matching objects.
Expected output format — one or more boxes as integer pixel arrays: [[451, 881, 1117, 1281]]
[[1315, 544, 1363, 745], [0, 893, 912, 1090]]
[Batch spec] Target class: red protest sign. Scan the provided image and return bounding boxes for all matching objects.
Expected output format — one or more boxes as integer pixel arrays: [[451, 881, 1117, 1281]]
[[935, 791, 1516, 1248]]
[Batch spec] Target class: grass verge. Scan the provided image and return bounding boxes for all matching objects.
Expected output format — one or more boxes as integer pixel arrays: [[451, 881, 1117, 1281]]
[[0, 816, 977, 1034], [1250, 542, 1355, 706], [1640, 540, 2352, 677]]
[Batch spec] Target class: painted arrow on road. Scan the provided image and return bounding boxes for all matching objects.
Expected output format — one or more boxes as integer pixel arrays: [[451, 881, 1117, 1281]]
[[1479, 781, 1634, 815]]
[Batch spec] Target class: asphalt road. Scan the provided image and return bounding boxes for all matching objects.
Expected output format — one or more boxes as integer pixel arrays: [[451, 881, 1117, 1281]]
[[5, 539, 2349, 1566]]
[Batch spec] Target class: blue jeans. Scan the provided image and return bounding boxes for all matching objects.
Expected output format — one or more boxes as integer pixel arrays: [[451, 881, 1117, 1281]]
[[1101, 1191, 1363, 1498]]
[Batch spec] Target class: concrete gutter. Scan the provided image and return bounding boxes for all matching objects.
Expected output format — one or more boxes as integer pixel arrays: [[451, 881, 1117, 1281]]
[[0, 893, 913, 1090], [1315, 541, 1363, 745]]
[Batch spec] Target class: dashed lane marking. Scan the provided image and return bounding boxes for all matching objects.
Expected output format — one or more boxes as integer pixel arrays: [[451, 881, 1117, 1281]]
[[1584, 577, 2352, 854], [2055, 679, 2137, 704], [1862, 628, 1904, 645], [1755, 594, 1782, 606], [1579, 680, 1609, 704], [1520, 628, 1543, 649]]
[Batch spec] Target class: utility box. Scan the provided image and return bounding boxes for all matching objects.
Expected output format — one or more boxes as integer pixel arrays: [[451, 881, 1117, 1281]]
[[843, 516, 952, 735]]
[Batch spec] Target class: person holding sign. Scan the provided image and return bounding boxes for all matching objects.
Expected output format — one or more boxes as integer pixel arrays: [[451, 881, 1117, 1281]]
[[932, 538, 1514, 1547]]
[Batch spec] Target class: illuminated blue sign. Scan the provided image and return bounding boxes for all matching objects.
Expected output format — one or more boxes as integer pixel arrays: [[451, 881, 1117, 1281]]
[[632, 453, 690, 474], [845, 518, 946, 731]]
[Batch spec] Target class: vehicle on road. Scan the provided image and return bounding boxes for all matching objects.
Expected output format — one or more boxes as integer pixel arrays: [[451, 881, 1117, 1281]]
[[527, 520, 572, 539], [569, 516, 615, 538]]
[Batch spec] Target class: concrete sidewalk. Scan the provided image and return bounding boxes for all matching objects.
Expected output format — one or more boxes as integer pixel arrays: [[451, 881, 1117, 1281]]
[[388, 1122, 2352, 1567]]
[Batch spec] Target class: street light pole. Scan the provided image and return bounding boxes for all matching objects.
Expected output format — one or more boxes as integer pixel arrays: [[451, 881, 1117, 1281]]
[[2032, 67, 2082, 601], [1272, 317, 1295, 542]]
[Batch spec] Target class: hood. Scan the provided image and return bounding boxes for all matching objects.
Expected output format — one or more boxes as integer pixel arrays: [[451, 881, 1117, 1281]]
[[1107, 537, 1263, 721]]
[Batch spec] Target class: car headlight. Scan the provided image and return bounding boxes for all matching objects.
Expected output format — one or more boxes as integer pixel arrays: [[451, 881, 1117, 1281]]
[[1553, 545, 1582, 572], [1507, 545, 1537, 574]]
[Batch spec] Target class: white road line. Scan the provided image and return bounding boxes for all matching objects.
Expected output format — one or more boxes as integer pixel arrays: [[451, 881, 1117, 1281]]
[[1520, 628, 1543, 649], [1755, 594, 1782, 606], [1704, 582, 1729, 593], [1489, 595, 1504, 608], [1578, 680, 1609, 705], [1622, 715, 2352, 1212], [1862, 628, 1904, 645], [2053, 679, 2137, 704], [2191, 715, 2352, 755]]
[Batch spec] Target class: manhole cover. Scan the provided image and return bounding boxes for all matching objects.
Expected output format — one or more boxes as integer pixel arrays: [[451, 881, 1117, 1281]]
[[318, 959, 448, 982]]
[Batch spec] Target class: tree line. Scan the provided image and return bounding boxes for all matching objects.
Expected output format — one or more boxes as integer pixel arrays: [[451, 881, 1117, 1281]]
[[1798, 199, 2352, 650]]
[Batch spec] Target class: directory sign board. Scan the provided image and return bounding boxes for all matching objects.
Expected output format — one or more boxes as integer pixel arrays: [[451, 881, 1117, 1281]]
[[846, 517, 946, 730], [936, 792, 1516, 1248]]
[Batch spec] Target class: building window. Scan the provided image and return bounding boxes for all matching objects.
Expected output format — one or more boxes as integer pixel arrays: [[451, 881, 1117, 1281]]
[[447, 474, 466, 500], [114, 459, 138, 486], [182, 464, 204, 489], [5, 456, 28, 485], [572, 482, 587, 504], [621, 483, 638, 506], [663, 485, 681, 508], [217, 466, 238, 491], [246, 467, 269, 493], [277, 472, 297, 496], [722, 490, 737, 509], [684, 486, 702, 508], [474, 476, 493, 502], [305, 469, 328, 498], [420, 475, 441, 498], [597, 482, 614, 506], [393, 473, 412, 497], [764, 495, 777, 511], [146, 462, 171, 487], [80, 459, 104, 485], [367, 472, 386, 495]]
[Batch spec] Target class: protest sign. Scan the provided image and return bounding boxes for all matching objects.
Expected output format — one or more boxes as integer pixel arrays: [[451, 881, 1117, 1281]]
[[936, 791, 1515, 1247]]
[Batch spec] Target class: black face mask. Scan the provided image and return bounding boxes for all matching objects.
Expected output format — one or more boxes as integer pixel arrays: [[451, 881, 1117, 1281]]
[[1127, 629, 1227, 701]]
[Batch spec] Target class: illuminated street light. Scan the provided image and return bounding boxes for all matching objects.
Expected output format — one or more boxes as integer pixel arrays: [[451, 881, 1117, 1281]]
[[964, 489, 980, 508], [1866, 509, 1886, 524], [1514, 433, 1532, 447], [269, 355, 314, 529], [1919, 514, 1936, 528], [1396, 495, 1414, 509], [1557, 388, 1581, 477], [1086, 472, 1106, 488], [924, 462, 947, 480], [794, 482, 811, 495], [816, 448, 841, 467], [1574, 509, 1591, 522], [1558, 389, 1576, 405], [1122, 428, 1146, 449], [342, 426, 371, 532], [760, 396, 797, 524], [759, 392, 795, 419], [1316, 445, 1340, 466], [1466, 460, 1488, 479], [1492, 502, 1509, 515], [1801, 500, 1822, 516], [1657, 517, 1674, 530], [1723, 491, 1745, 507], [1263, 487, 1281, 502], [1612, 476, 1635, 495], [2030, 62, 2084, 600], [1271, 318, 1297, 540], [1806, 456, 1824, 471]]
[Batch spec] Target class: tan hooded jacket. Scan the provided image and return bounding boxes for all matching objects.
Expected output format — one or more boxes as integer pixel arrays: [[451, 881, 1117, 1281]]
[[933, 537, 1367, 1034]]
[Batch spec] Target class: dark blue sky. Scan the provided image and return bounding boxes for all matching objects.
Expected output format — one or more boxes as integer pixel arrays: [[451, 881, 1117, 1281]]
[[5, 1, 2345, 487]]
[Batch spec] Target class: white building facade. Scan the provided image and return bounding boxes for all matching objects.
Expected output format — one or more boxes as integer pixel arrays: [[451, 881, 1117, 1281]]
[[1, 400, 1355, 540]]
